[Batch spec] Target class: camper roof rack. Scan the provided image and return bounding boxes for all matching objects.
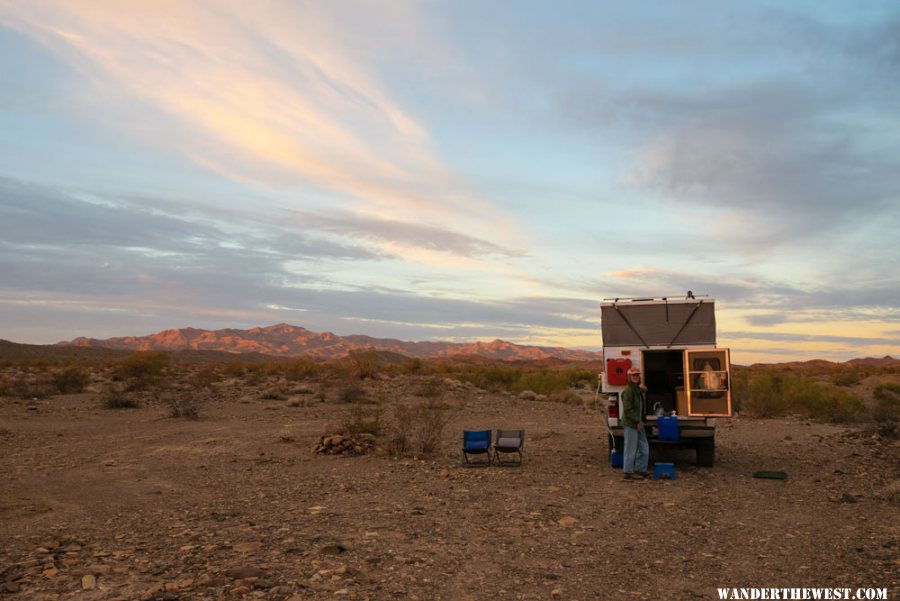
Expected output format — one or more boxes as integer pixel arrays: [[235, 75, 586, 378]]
[[602, 292, 709, 302]]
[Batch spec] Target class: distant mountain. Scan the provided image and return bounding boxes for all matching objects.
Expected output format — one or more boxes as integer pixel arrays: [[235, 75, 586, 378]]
[[58, 323, 601, 362], [846, 356, 899, 367]]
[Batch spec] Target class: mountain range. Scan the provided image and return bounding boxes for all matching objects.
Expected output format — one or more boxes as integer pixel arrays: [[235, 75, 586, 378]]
[[59, 323, 601, 362]]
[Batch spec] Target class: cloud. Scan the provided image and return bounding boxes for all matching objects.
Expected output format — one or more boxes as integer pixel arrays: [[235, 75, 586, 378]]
[[724, 330, 900, 347], [0, 1, 519, 247]]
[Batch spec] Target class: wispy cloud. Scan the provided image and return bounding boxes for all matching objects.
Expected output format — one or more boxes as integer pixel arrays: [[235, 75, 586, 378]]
[[0, 1, 517, 247]]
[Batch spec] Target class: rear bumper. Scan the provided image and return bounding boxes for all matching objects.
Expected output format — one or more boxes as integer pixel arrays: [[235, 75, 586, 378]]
[[608, 425, 715, 440]]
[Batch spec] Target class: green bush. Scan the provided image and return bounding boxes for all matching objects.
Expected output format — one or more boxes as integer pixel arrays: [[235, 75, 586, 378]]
[[830, 368, 865, 387], [53, 366, 91, 393], [117, 351, 169, 382], [733, 368, 864, 422], [873, 383, 900, 425]]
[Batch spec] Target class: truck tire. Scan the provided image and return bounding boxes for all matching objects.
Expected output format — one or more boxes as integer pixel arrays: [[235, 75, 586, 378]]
[[696, 440, 715, 467]]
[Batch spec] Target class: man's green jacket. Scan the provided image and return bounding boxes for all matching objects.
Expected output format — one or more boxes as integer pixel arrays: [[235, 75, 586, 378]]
[[620, 383, 645, 428]]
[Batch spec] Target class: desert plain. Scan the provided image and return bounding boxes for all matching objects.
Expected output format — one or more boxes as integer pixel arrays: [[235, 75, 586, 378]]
[[1, 358, 898, 601]]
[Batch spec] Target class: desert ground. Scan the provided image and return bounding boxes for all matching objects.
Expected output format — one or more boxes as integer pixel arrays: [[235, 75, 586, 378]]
[[1, 370, 897, 601]]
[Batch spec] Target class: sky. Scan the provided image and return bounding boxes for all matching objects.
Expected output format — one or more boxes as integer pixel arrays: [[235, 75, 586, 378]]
[[1, 1, 898, 364]]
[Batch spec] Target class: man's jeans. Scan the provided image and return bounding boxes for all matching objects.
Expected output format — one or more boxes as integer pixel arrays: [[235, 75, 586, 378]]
[[623, 425, 649, 474]]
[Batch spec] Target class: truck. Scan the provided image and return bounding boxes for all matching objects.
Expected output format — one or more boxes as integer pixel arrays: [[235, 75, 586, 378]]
[[601, 295, 732, 466]]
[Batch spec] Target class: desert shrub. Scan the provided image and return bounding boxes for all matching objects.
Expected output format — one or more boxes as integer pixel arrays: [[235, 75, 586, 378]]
[[341, 403, 384, 436], [53, 366, 91, 394], [452, 366, 592, 395], [385, 400, 450, 457], [338, 382, 367, 404], [222, 360, 246, 377], [550, 389, 584, 405], [13, 373, 56, 399], [261, 383, 290, 400], [349, 349, 381, 380], [414, 377, 444, 398], [102, 386, 139, 409], [192, 364, 222, 389], [117, 351, 169, 389], [118, 351, 169, 378], [0, 374, 11, 397], [386, 404, 415, 456], [872, 383, 900, 434], [168, 396, 200, 419], [831, 368, 865, 387], [283, 358, 325, 381], [734, 368, 864, 422]]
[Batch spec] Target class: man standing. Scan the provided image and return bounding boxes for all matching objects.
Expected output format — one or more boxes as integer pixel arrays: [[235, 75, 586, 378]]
[[621, 367, 649, 480]]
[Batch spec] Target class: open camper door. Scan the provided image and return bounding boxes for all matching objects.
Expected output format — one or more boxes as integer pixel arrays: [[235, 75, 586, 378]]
[[685, 348, 732, 417]]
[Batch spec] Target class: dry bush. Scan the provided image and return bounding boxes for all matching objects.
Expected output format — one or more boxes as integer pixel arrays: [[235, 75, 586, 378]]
[[117, 351, 169, 390], [192, 364, 222, 389], [385, 400, 450, 457], [167, 395, 200, 419], [341, 403, 384, 437], [873, 383, 900, 437], [414, 377, 444, 398], [260, 383, 290, 400], [13, 373, 56, 399], [53, 366, 91, 394], [349, 349, 381, 380], [338, 382, 367, 404], [101, 386, 139, 409], [283, 358, 326, 381], [222, 360, 247, 378], [550, 389, 584, 405]]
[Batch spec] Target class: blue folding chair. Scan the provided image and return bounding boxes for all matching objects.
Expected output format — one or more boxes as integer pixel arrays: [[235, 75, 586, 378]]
[[462, 430, 492, 466]]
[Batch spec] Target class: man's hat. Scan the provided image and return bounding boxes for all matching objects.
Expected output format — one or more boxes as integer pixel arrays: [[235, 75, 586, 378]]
[[627, 367, 641, 375]]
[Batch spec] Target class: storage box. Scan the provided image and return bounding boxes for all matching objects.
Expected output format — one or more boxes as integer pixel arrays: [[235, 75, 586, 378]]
[[658, 415, 679, 441]]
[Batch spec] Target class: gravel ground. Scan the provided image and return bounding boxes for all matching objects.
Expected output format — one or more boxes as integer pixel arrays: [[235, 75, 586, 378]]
[[1, 375, 897, 600]]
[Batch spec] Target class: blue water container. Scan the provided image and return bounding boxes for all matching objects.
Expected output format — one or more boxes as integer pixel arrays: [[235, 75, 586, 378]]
[[658, 416, 679, 441], [610, 449, 623, 468]]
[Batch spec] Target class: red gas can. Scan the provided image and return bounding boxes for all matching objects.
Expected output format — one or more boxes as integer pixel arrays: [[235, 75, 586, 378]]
[[606, 358, 632, 385]]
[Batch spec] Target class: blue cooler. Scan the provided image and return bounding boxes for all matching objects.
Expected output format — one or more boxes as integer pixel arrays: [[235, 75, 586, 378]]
[[658, 416, 679, 441]]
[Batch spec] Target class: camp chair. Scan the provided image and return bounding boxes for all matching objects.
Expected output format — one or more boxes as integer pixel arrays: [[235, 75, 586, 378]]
[[493, 429, 525, 466], [462, 430, 493, 466]]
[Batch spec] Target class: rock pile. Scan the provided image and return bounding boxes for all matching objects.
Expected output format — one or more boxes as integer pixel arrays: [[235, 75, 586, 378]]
[[313, 433, 376, 456]]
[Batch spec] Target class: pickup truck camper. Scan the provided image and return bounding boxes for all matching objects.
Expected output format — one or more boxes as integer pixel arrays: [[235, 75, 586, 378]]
[[601, 295, 732, 466]]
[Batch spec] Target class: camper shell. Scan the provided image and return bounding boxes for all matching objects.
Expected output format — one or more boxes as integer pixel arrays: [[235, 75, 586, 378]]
[[601, 296, 732, 466]]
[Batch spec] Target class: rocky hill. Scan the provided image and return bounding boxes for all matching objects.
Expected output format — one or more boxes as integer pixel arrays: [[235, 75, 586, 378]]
[[58, 323, 600, 362]]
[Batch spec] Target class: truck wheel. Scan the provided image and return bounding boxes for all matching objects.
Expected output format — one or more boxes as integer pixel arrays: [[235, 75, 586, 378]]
[[696, 440, 715, 467]]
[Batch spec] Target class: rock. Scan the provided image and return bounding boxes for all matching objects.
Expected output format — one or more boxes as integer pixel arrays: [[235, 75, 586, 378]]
[[320, 543, 348, 555], [233, 542, 262, 554], [231, 585, 250, 596], [82, 573, 97, 590], [840, 493, 859, 503], [226, 567, 266, 579], [519, 390, 537, 401], [551, 588, 563, 597], [439, 468, 450, 479], [42, 567, 58, 577], [557, 516, 578, 527]]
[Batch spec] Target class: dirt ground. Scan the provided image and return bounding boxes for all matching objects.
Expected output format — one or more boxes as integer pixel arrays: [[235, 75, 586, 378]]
[[1, 375, 897, 601]]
